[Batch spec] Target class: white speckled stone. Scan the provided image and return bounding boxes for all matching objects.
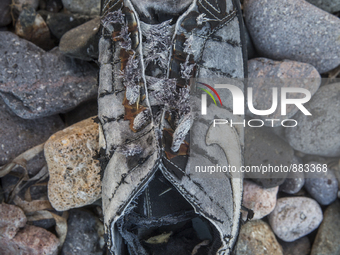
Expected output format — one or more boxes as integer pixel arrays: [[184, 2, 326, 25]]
[[243, 180, 278, 220], [269, 197, 323, 242]]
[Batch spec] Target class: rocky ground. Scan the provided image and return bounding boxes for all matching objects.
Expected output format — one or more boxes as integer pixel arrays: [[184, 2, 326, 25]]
[[0, 0, 340, 254]]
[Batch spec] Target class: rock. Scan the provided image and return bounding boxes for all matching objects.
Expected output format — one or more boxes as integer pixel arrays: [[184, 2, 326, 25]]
[[61, 0, 100, 16], [280, 237, 311, 255], [63, 99, 98, 126], [0, 225, 59, 255], [244, 0, 340, 73], [280, 171, 305, 194], [0, 204, 27, 239], [306, 0, 340, 13], [60, 17, 100, 60], [0, 0, 12, 27], [235, 220, 283, 255], [245, 127, 292, 188], [280, 156, 305, 194], [285, 83, 340, 157], [12, 0, 39, 13], [269, 197, 323, 242], [247, 58, 321, 126], [311, 200, 340, 255], [40, 0, 63, 12], [242, 180, 278, 220], [26, 150, 47, 176], [46, 117, 101, 211], [304, 164, 338, 205], [15, 7, 55, 51], [0, 32, 98, 119], [62, 209, 103, 255], [46, 12, 92, 40], [0, 98, 64, 166]]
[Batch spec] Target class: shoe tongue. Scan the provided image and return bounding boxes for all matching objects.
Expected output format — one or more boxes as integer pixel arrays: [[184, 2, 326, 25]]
[[129, 0, 193, 24]]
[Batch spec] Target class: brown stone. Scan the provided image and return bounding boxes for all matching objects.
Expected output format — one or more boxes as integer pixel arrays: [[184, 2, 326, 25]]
[[45, 117, 101, 211], [15, 7, 54, 50], [235, 220, 283, 255], [0, 225, 59, 255], [0, 204, 26, 239], [242, 180, 278, 220]]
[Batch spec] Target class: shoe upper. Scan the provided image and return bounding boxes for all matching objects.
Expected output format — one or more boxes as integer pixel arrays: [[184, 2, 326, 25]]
[[98, 0, 246, 254]]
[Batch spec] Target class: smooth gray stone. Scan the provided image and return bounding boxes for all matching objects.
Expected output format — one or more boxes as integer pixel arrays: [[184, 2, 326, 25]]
[[61, 209, 103, 255], [59, 17, 100, 60], [280, 171, 305, 194], [247, 58, 321, 126], [280, 156, 305, 194], [0, 32, 98, 119], [280, 237, 311, 255], [306, 0, 340, 13], [311, 200, 340, 255], [285, 83, 340, 157], [0, 97, 64, 166], [269, 197, 323, 242], [304, 163, 338, 205], [244, 0, 340, 73], [245, 127, 292, 188], [61, 0, 100, 16]]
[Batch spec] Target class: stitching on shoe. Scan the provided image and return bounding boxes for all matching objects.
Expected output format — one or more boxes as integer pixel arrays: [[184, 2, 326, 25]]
[[161, 156, 186, 175], [145, 187, 153, 217], [196, 64, 234, 78], [196, 9, 237, 77]]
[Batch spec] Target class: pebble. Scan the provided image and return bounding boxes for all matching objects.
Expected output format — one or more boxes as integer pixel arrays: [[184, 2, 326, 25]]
[[46, 12, 92, 40], [306, 0, 340, 13], [0, 32, 98, 119], [15, 7, 55, 51], [12, 0, 39, 13], [311, 200, 340, 255], [0, 204, 27, 239], [0, 0, 12, 27], [64, 98, 98, 126], [280, 171, 305, 194], [62, 209, 104, 255], [0, 97, 64, 166], [285, 83, 340, 157], [269, 197, 323, 242], [235, 220, 283, 255], [304, 164, 338, 205], [242, 180, 278, 220], [247, 58, 321, 126], [244, 0, 340, 73], [0, 225, 59, 255], [280, 156, 305, 194], [61, 0, 100, 16], [245, 127, 292, 188], [60, 16, 100, 60], [280, 237, 311, 255], [45, 117, 101, 211], [40, 0, 63, 13]]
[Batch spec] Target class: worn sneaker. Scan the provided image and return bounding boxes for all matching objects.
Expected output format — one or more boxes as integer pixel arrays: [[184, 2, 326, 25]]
[[98, 0, 247, 254]]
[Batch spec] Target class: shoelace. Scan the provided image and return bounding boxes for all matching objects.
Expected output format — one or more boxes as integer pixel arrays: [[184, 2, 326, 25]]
[[103, 10, 192, 153]]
